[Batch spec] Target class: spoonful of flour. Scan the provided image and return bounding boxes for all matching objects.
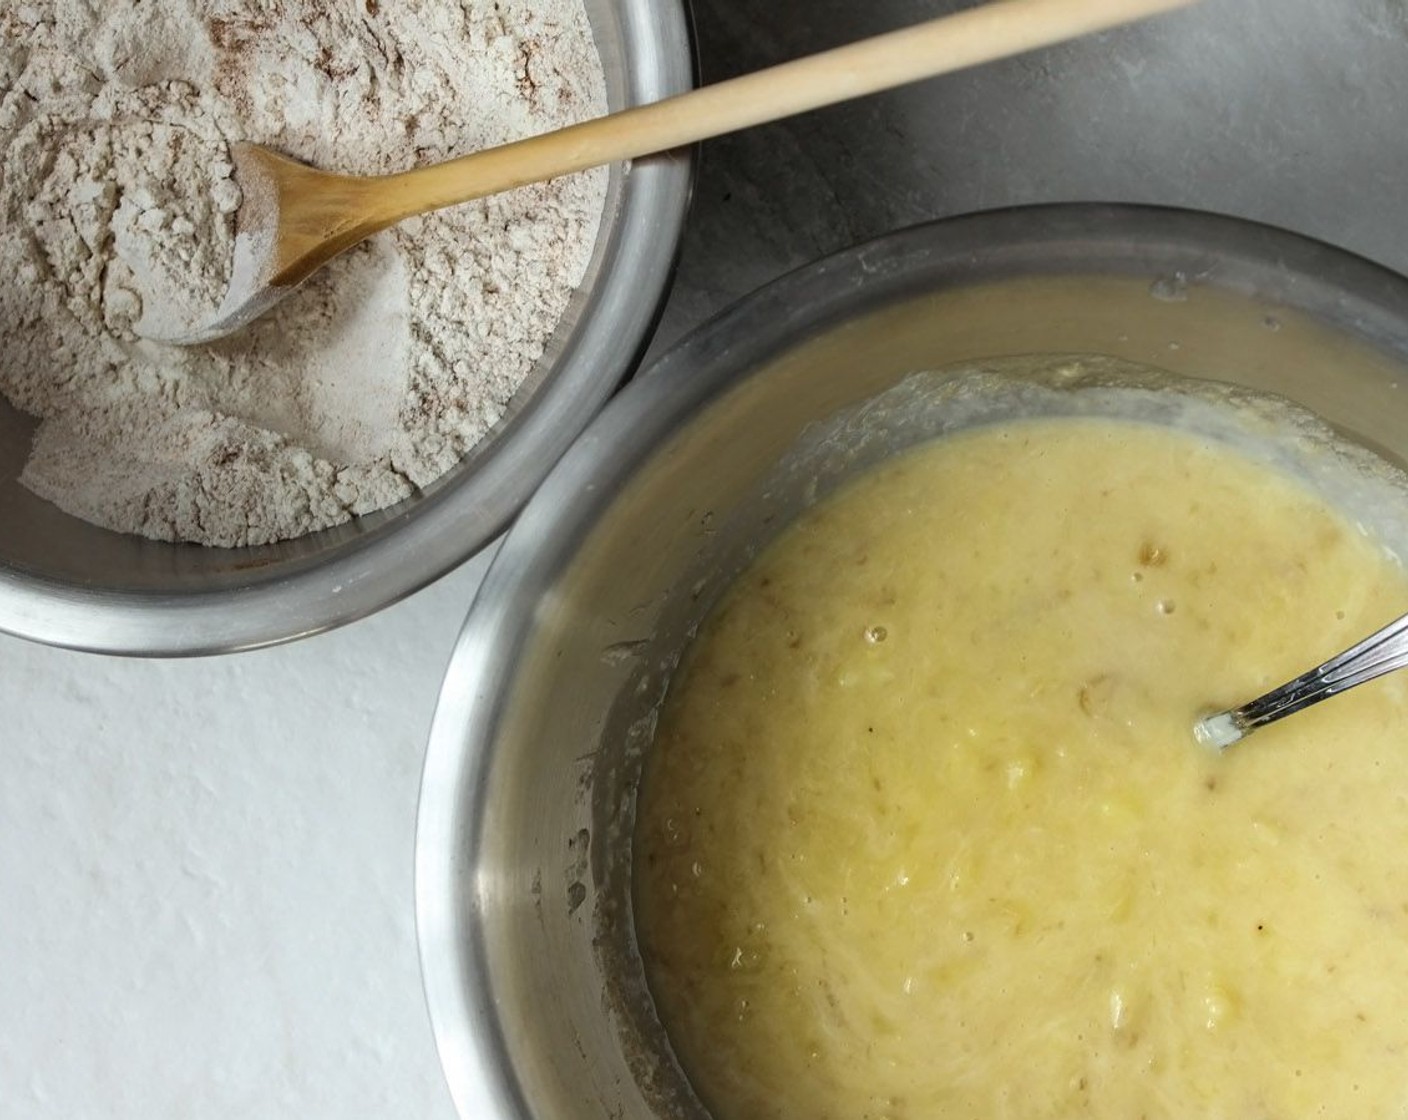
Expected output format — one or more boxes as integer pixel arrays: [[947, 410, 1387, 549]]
[[0, 0, 607, 547]]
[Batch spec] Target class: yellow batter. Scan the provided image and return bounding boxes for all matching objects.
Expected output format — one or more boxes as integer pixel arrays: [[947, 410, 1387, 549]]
[[635, 416, 1408, 1120]]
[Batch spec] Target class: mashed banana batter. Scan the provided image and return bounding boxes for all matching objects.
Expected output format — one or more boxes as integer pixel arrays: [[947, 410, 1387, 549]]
[[635, 416, 1408, 1119]]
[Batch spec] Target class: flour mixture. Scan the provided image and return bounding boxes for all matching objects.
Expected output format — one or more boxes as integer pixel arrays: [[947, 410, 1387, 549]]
[[0, 0, 607, 546], [636, 416, 1408, 1119]]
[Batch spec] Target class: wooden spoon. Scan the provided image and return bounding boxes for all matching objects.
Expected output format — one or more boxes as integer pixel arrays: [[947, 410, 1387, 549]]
[[157, 0, 1198, 344]]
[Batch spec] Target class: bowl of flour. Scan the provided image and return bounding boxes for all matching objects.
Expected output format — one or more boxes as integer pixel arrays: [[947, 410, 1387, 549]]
[[0, 0, 692, 654]]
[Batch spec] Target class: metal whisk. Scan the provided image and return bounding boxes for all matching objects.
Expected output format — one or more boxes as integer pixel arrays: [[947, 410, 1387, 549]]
[[1195, 611, 1408, 749]]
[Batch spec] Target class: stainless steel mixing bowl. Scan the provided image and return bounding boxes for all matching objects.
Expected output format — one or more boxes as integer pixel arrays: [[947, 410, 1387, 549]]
[[415, 206, 1408, 1120], [0, 0, 693, 656]]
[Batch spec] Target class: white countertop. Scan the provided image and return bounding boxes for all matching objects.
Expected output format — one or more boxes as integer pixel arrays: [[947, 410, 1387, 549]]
[[7, 1, 1408, 1114], [0, 552, 490, 1120]]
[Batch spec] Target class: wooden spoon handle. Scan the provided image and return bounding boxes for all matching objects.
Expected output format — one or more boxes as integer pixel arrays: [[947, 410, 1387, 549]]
[[376, 0, 1197, 223]]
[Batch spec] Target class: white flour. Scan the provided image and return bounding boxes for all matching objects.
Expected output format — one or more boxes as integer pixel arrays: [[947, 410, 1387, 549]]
[[0, 0, 607, 546]]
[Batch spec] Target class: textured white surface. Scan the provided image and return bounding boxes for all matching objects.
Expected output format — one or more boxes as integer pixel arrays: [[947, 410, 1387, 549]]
[[0, 552, 491, 1120]]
